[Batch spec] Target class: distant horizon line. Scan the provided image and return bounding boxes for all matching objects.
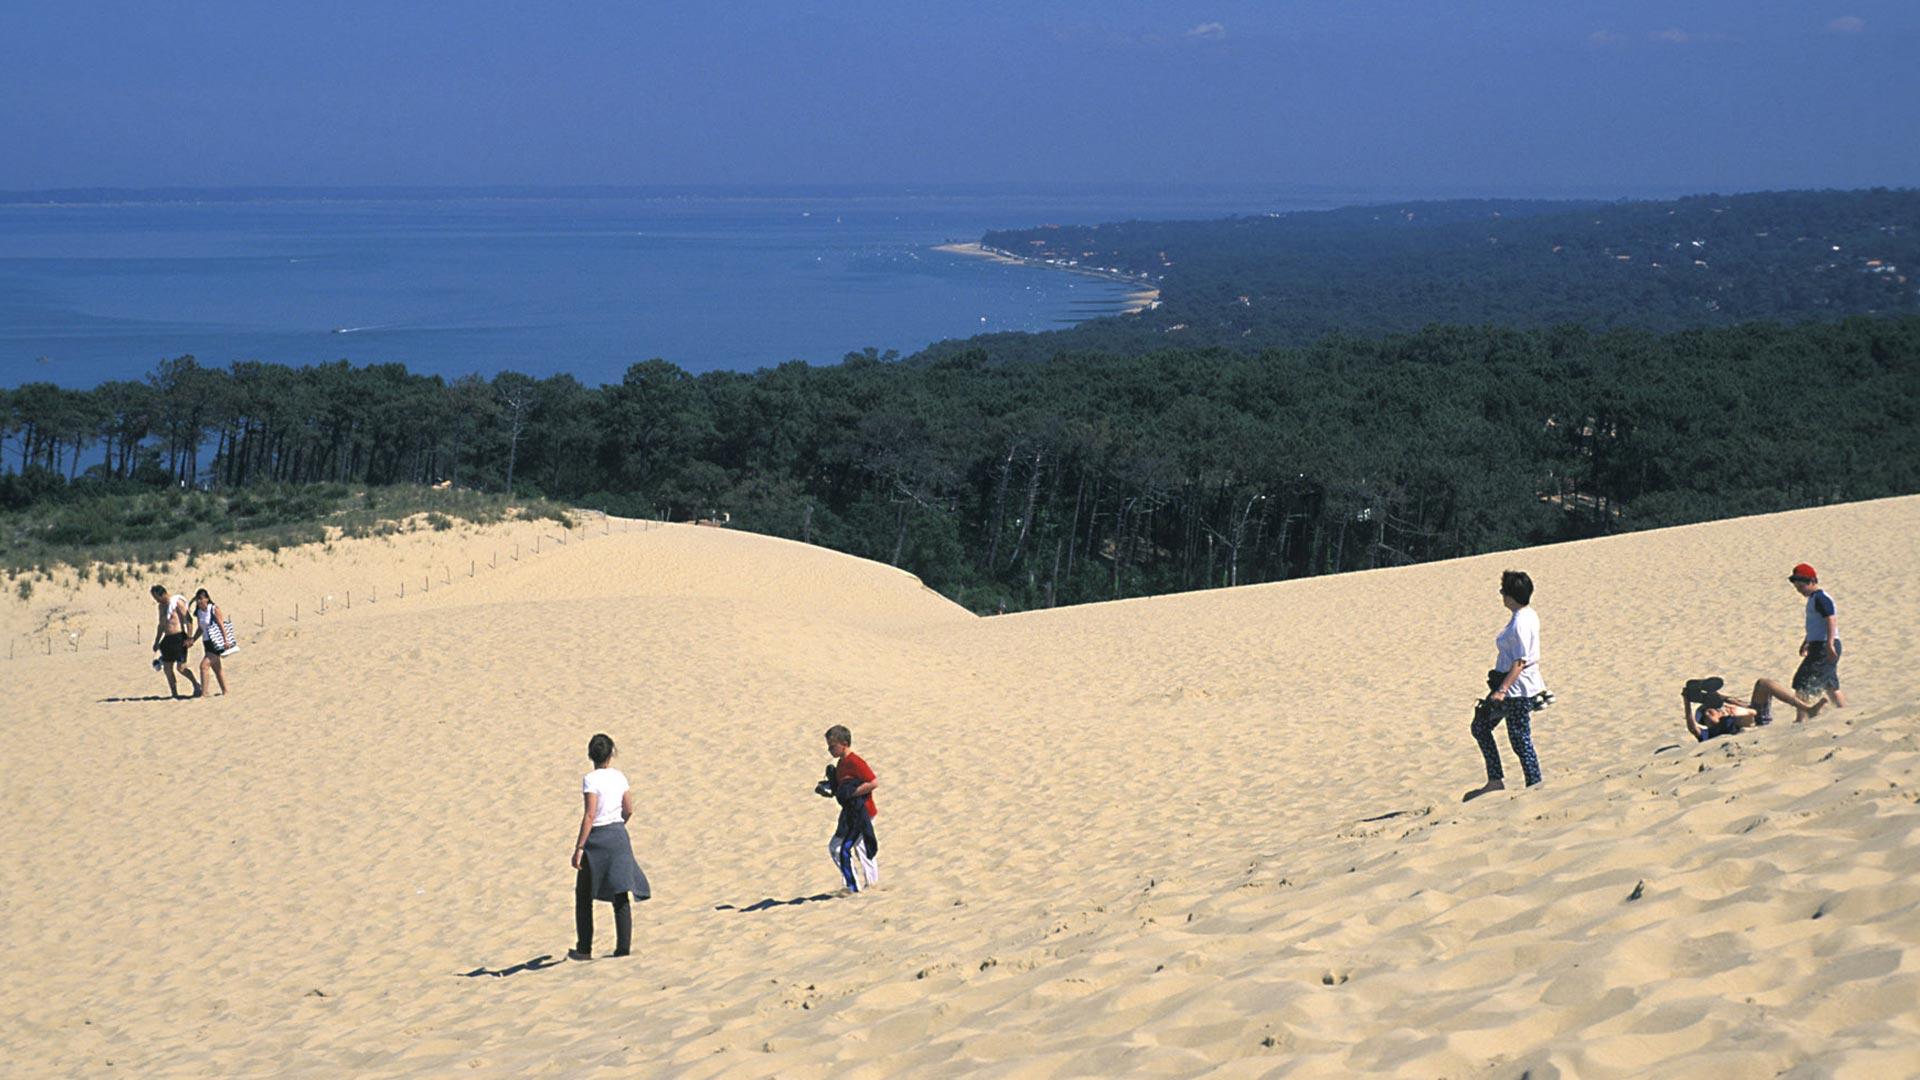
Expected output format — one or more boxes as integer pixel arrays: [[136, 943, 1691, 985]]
[[5, 180, 1905, 208]]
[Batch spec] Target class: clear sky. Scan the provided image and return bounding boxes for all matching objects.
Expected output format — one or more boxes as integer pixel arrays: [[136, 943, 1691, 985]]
[[3, 1, 1914, 195]]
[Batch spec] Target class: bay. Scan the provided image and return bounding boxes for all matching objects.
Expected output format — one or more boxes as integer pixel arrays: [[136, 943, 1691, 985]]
[[0, 186, 1346, 389]]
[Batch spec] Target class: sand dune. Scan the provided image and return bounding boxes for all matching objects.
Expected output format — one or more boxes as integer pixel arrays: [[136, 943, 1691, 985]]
[[5, 497, 1918, 1077]]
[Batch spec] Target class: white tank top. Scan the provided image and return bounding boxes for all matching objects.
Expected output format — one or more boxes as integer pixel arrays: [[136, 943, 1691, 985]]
[[196, 604, 227, 648]]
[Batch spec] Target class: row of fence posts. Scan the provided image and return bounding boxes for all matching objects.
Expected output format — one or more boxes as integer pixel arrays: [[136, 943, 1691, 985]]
[[10, 516, 655, 660]]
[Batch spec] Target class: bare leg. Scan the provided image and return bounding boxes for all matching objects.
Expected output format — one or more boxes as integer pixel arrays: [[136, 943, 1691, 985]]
[[1828, 689, 1848, 709], [163, 664, 180, 698], [202, 655, 228, 695], [1749, 678, 1822, 723]]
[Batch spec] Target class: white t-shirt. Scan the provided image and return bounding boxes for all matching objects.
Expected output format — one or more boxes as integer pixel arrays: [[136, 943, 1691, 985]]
[[582, 768, 629, 827], [1495, 606, 1546, 698], [164, 595, 190, 633]]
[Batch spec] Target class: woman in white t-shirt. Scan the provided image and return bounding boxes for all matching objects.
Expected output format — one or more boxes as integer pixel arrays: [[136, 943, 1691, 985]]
[[189, 588, 233, 697], [569, 733, 651, 960], [1464, 570, 1548, 802]]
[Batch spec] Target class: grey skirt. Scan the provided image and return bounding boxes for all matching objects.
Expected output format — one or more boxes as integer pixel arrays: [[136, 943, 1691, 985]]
[[581, 823, 651, 902]]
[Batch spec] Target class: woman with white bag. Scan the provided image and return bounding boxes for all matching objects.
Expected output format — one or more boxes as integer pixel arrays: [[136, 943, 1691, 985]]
[[189, 588, 238, 697]]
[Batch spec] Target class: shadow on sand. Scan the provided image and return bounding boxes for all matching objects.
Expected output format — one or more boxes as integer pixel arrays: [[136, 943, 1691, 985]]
[[713, 892, 839, 913], [98, 694, 188, 703], [458, 954, 565, 978]]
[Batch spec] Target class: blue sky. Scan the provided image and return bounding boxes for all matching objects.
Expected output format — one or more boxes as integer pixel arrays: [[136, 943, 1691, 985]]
[[3, 2, 1914, 194]]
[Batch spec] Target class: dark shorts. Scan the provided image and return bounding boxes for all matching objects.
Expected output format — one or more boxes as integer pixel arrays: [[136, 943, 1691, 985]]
[[1696, 716, 1739, 741], [203, 639, 229, 659], [1792, 640, 1841, 695], [159, 632, 190, 664]]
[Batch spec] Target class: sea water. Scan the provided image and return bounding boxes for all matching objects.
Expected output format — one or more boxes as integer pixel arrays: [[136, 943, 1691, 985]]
[[0, 186, 1338, 389]]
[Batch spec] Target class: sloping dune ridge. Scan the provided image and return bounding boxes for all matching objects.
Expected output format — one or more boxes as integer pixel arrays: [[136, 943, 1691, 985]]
[[5, 498, 1919, 1078]]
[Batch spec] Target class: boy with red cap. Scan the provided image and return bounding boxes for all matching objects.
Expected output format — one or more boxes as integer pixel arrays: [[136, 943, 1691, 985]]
[[1789, 563, 1847, 711]]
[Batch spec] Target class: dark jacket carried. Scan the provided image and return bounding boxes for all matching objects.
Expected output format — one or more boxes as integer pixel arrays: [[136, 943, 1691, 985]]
[[816, 763, 877, 858]]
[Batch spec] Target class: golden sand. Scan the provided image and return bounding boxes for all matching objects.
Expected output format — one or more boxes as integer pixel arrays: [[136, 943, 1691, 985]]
[[5, 497, 1918, 1076]]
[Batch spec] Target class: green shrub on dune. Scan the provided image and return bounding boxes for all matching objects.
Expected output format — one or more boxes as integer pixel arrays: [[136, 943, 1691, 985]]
[[0, 484, 574, 577]]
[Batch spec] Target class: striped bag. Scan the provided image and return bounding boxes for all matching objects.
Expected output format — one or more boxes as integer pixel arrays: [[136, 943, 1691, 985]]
[[206, 607, 241, 655]]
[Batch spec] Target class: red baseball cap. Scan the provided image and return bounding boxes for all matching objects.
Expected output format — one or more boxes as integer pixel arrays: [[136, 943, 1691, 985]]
[[1789, 563, 1818, 583]]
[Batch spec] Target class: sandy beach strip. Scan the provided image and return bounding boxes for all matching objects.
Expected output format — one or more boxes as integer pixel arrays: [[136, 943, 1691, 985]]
[[935, 241, 1161, 314]]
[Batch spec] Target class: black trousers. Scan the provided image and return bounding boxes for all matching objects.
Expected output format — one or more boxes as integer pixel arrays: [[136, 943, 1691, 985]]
[[575, 856, 632, 956]]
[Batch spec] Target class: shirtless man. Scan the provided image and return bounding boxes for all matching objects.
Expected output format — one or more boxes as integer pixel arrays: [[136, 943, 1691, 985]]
[[150, 584, 200, 699]]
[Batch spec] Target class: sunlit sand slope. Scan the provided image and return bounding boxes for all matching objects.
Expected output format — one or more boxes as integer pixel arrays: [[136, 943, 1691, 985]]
[[4, 498, 1917, 1078]]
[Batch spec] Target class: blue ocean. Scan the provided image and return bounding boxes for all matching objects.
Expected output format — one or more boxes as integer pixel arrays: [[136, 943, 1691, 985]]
[[0, 187, 1342, 389]]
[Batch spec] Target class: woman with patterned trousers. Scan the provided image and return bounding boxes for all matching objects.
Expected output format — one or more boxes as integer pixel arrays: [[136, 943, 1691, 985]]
[[1464, 570, 1549, 802]]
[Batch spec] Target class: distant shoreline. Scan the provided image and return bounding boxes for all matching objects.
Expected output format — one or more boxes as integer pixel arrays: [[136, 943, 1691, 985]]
[[933, 242, 1161, 315]]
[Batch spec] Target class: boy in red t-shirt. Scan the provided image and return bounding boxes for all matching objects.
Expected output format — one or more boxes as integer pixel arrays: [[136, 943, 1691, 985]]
[[822, 725, 879, 892]]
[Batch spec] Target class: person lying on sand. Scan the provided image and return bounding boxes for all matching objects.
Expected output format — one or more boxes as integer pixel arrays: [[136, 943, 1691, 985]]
[[1683, 676, 1826, 741]]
